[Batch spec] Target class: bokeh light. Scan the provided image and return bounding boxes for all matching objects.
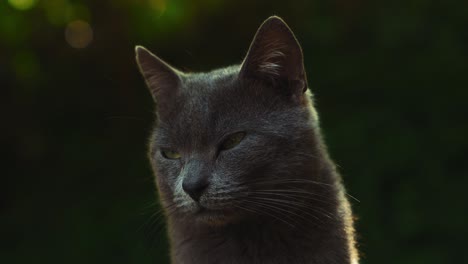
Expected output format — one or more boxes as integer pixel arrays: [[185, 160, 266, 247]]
[[8, 0, 38, 11], [42, 0, 69, 26], [149, 0, 166, 13], [65, 20, 93, 49]]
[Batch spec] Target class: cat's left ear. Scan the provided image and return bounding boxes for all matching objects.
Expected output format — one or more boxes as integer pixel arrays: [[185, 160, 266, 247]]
[[240, 16, 307, 95]]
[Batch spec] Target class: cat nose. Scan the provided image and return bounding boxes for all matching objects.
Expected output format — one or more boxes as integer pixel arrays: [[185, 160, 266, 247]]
[[182, 176, 209, 202]]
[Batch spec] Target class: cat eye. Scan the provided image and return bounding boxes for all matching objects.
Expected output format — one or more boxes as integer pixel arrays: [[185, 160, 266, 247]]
[[161, 149, 181, 159], [220, 132, 246, 151]]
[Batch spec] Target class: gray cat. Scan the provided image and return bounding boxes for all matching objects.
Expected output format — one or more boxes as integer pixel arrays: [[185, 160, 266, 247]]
[[135, 16, 359, 264]]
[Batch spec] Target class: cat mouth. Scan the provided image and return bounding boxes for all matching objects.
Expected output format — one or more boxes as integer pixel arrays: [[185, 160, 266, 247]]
[[196, 206, 226, 216], [194, 206, 236, 225]]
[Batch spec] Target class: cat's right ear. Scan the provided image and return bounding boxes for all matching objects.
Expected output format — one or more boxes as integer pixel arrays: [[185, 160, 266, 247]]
[[135, 46, 181, 103]]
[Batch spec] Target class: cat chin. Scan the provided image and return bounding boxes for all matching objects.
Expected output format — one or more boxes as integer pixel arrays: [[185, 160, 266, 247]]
[[197, 215, 232, 226], [193, 208, 239, 226]]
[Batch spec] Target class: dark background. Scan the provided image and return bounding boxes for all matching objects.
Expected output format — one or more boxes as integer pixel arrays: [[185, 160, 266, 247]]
[[2, 0, 467, 263]]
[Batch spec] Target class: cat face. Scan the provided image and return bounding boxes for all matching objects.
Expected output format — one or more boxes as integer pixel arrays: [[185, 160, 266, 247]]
[[136, 17, 320, 225]]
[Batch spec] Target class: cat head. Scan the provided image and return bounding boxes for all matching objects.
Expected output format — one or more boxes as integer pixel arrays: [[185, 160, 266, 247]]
[[136, 16, 322, 225]]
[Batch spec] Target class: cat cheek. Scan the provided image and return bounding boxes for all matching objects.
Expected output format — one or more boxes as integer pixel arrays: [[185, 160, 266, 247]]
[[154, 160, 180, 184]]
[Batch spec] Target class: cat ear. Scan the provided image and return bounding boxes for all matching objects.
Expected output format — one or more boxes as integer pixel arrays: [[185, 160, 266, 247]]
[[135, 45, 181, 103], [240, 16, 307, 94]]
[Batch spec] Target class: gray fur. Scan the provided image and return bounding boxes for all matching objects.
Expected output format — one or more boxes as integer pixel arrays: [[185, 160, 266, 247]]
[[136, 16, 359, 264]]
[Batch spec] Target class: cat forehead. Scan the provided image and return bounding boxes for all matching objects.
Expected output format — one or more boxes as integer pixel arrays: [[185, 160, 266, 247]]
[[174, 66, 246, 115], [181, 65, 240, 92], [156, 67, 270, 135]]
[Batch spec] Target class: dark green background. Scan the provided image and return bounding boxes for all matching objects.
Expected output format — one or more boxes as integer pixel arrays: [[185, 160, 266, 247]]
[[2, 0, 467, 263]]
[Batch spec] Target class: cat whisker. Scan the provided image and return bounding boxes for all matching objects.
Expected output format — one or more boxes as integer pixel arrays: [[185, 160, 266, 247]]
[[250, 197, 321, 223], [234, 201, 297, 228], [247, 189, 336, 217], [241, 202, 323, 242], [254, 188, 330, 196], [238, 197, 328, 236], [346, 193, 360, 203], [257, 193, 336, 219], [241, 178, 335, 187], [248, 190, 333, 205], [139, 203, 178, 256], [247, 195, 328, 221]]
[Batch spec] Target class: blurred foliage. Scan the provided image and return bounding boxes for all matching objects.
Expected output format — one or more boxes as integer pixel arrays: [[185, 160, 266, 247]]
[[1, 0, 468, 263]]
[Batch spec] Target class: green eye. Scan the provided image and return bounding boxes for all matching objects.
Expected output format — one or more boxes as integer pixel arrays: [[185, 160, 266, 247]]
[[221, 132, 246, 150], [161, 149, 181, 159]]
